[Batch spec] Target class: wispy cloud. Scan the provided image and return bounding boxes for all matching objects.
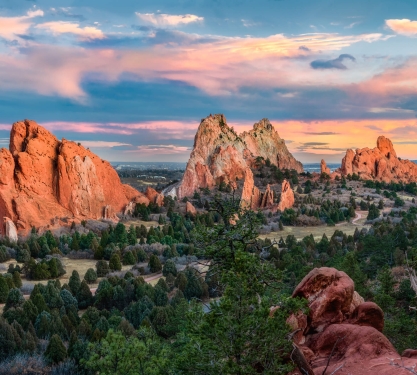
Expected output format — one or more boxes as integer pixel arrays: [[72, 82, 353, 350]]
[[0, 8, 43, 40], [36, 21, 105, 41], [386, 19, 417, 36], [75, 141, 131, 148], [135, 12, 203, 27], [310, 54, 356, 70]]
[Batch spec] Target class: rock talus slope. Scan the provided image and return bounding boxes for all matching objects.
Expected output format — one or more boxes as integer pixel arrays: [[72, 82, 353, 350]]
[[288, 267, 417, 375], [0, 119, 146, 236], [340, 136, 417, 183], [176, 114, 302, 199]]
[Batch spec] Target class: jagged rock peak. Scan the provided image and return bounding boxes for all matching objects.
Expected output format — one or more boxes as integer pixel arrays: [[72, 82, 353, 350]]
[[176, 114, 303, 199], [340, 135, 417, 183]]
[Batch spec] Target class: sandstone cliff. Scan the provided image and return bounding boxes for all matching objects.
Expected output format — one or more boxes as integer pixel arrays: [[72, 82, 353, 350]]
[[176, 114, 302, 199], [340, 136, 417, 183], [0, 120, 147, 236]]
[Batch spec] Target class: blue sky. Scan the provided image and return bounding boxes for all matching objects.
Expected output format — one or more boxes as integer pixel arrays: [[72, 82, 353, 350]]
[[0, 0, 416, 162]]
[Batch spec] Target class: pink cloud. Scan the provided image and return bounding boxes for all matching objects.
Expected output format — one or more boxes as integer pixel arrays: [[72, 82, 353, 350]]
[[0, 9, 43, 40], [0, 31, 390, 100]]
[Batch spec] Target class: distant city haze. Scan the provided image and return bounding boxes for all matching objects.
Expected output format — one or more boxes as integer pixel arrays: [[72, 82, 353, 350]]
[[0, 0, 416, 162]]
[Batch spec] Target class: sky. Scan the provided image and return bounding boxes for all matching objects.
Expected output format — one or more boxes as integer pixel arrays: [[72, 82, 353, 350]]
[[0, 0, 416, 163]]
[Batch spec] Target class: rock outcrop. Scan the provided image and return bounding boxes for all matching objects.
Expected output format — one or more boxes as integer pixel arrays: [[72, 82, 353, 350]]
[[320, 159, 330, 175], [145, 187, 164, 206], [3, 217, 18, 242], [241, 168, 261, 210], [185, 201, 197, 215], [288, 267, 417, 375], [176, 114, 302, 199], [0, 119, 147, 236], [340, 136, 417, 183], [277, 180, 294, 212], [240, 168, 294, 212]]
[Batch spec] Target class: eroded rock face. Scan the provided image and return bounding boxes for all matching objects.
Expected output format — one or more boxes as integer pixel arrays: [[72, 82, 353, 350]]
[[320, 159, 330, 175], [177, 114, 302, 198], [340, 136, 417, 183], [0, 119, 147, 236], [289, 267, 417, 375]]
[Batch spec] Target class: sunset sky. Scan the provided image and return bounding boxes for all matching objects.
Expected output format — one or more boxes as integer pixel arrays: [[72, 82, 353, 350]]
[[0, 0, 416, 163]]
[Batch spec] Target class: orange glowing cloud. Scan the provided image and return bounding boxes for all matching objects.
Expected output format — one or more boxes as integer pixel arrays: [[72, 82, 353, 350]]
[[386, 19, 417, 36]]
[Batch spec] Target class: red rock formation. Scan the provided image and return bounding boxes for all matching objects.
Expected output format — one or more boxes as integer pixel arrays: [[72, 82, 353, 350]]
[[145, 187, 164, 206], [340, 136, 417, 183], [240, 171, 294, 212], [240, 168, 261, 210], [176, 114, 302, 199], [185, 201, 197, 215], [241, 119, 303, 172], [288, 267, 417, 375], [260, 184, 274, 208], [320, 159, 330, 175], [277, 180, 294, 212], [0, 119, 147, 236]]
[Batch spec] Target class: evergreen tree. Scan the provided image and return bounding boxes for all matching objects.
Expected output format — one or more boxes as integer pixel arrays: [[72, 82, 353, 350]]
[[84, 268, 98, 284], [96, 260, 110, 277], [148, 254, 162, 273], [11, 271, 21, 289], [77, 280, 93, 309], [127, 226, 136, 246], [162, 259, 178, 277], [69, 270, 81, 295], [0, 275, 10, 303], [109, 253, 122, 271], [44, 334, 67, 364]]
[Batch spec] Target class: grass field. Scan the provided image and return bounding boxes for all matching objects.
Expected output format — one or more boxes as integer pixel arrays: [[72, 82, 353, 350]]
[[260, 212, 370, 241]]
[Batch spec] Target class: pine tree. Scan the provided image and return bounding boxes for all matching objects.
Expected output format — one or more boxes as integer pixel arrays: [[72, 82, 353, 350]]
[[0, 276, 9, 303], [12, 271, 22, 288], [69, 270, 81, 295], [44, 334, 67, 364], [109, 253, 122, 271], [71, 235, 80, 251], [84, 268, 98, 284], [148, 254, 162, 273], [77, 280, 93, 309], [127, 225, 136, 246]]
